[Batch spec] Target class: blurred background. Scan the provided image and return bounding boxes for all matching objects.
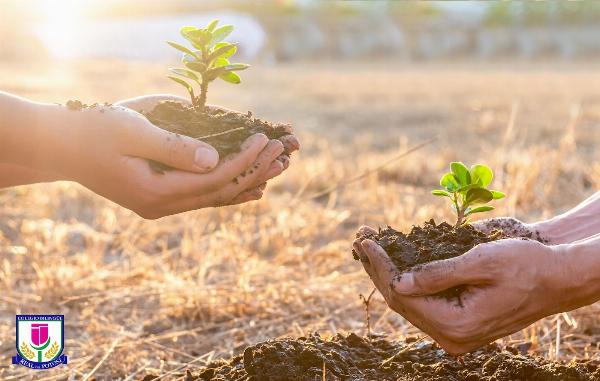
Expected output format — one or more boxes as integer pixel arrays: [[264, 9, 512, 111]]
[[4, 0, 600, 61], [1, 1, 599, 379]]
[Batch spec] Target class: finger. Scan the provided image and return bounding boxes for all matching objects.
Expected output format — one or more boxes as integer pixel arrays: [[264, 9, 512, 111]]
[[115, 94, 191, 113], [124, 119, 219, 173], [392, 247, 492, 297], [361, 239, 402, 298], [160, 133, 269, 194], [256, 160, 284, 186], [356, 225, 378, 238], [227, 187, 264, 206], [279, 135, 300, 153], [277, 154, 290, 170], [230, 140, 284, 192], [160, 140, 281, 212], [353, 238, 369, 264]]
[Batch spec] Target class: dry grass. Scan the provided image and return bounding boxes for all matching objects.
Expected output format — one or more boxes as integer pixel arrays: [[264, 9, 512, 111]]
[[1, 60, 599, 380]]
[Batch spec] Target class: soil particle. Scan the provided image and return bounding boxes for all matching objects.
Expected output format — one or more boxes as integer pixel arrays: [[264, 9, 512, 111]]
[[353, 219, 506, 300], [152, 333, 599, 381], [142, 101, 293, 172], [65, 100, 113, 111]]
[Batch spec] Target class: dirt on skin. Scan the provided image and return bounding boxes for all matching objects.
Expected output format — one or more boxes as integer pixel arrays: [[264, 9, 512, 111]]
[[143, 333, 599, 381], [142, 101, 294, 172], [353, 219, 507, 301]]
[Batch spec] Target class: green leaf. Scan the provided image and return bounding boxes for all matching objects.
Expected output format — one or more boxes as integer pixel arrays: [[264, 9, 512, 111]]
[[490, 190, 505, 199], [211, 25, 234, 45], [465, 188, 493, 204], [209, 43, 237, 61], [440, 172, 459, 192], [204, 66, 228, 81], [182, 29, 212, 50], [180, 26, 197, 38], [431, 189, 452, 197], [451, 162, 471, 187], [465, 205, 495, 216], [184, 61, 207, 73], [168, 76, 194, 100], [207, 19, 219, 32], [169, 68, 202, 84], [470, 164, 494, 187], [212, 57, 230, 68], [223, 63, 250, 71], [166, 41, 198, 58], [219, 71, 241, 84], [456, 183, 478, 193]]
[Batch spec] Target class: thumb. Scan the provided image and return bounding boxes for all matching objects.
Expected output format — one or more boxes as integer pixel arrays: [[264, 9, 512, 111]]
[[127, 120, 219, 173], [392, 252, 488, 296]]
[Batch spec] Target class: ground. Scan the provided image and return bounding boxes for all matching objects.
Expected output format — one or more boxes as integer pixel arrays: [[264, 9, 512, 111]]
[[0, 60, 599, 380]]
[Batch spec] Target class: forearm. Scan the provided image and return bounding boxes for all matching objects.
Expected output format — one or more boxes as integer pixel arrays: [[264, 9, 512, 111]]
[[533, 191, 600, 244], [554, 236, 600, 313], [0, 92, 73, 173], [0, 163, 61, 188]]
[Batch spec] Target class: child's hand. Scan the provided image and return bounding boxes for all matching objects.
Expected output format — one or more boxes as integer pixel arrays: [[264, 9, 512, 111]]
[[0, 92, 288, 217]]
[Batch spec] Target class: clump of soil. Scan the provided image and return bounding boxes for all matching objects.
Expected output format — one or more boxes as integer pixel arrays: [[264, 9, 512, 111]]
[[353, 219, 506, 300], [143, 101, 294, 172], [145, 333, 599, 381]]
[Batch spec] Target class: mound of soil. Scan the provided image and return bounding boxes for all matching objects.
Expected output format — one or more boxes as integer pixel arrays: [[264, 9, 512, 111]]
[[353, 219, 506, 300], [146, 333, 599, 381], [143, 101, 294, 172]]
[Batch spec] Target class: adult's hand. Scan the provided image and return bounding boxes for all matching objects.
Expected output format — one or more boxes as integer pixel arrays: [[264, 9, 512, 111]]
[[353, 226, 577, 355]]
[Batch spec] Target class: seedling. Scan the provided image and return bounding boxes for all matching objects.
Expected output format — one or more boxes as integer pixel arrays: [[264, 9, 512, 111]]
[[432, 162, 505, 226], [167, 20, 249, 111]]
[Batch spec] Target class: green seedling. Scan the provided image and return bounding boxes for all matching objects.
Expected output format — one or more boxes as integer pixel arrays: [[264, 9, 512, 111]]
[[432, 162, 505, 226], [167, 19, 249, 111]]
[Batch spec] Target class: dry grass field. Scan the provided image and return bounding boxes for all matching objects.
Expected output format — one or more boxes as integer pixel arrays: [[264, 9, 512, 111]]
[[1, 60, 600, 380]]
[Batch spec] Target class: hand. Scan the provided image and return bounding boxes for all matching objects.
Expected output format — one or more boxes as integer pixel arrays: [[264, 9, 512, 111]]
[[63, 106, 289, 218], [0, 92, 289, 218], [353, 225, 568, 355]]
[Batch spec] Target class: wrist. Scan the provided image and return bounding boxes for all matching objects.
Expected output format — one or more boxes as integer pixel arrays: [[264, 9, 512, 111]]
[[547, 242, 600, 313], [531, 219, 567, 245]]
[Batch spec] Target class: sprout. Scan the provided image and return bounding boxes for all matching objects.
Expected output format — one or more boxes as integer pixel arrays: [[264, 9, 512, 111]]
[[166, 19, 250, 111], [432, 162, 505, 226]]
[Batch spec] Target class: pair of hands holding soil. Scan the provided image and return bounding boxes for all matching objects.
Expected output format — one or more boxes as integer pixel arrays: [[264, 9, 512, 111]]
[[0, 93, 299, 218], [354, 198, 600, 355]]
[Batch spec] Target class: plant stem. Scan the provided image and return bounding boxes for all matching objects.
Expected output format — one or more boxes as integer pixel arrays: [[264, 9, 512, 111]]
[[456, 208, 465, 227], [198, 80, 208, 111]]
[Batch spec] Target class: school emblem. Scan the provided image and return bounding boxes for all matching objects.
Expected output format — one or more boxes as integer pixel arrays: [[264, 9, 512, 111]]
[[12, 315, 68, 369]]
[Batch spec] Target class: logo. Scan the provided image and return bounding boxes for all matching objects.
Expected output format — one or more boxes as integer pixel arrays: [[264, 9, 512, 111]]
[[12, 315, 68, 369]]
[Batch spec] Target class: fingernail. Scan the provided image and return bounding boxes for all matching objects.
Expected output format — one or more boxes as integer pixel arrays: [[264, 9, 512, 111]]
[[393, 272, 415, 295], [194, 146, 219, 169]]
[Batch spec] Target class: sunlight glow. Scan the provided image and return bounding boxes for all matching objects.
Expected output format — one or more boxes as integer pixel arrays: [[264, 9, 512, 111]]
[[37, 0, 92, 59]]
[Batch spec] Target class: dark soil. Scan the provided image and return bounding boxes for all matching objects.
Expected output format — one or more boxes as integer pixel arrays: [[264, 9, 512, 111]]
[[353, 219, 506, 301], [144, 333, 600, 381], [143, 101, 294, 172]]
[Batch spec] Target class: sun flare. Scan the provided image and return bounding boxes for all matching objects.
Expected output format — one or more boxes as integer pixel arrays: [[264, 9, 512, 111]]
[[37, 0, 92, 59]]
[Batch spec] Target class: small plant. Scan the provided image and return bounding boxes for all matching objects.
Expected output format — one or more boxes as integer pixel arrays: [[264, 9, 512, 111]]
[[166, 20, 249, 111], [432, 162, 505, 226]]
